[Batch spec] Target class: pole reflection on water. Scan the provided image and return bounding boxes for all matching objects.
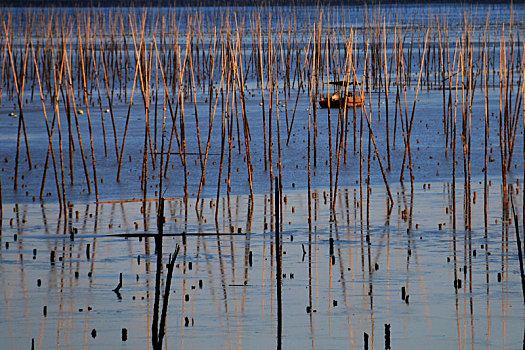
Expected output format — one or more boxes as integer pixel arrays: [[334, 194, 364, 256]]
[[0, 182, 523, 348]]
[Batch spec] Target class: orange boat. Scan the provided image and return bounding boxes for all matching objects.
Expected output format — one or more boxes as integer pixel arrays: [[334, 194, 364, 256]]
[[319, 81, 365, 109], [318, 94, 365, 108]]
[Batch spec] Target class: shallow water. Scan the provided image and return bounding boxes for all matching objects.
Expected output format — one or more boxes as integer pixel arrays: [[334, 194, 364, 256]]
[[1, 182, 524, 349], [1, 3, 525, 349]]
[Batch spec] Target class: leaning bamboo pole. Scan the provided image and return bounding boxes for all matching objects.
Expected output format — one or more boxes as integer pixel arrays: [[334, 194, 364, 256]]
[[333, 33, 354, 210], [78, 26, 99, 202], [215, 33, 228, 222], [326, 35, 333, 211], [30, 40, 62, 205], [161, 28, 185, 180], [383, 19, 391, 172], [350, 41, 394, 205], [194, 34, 224, 209], [99, 36, 120, 161], [64, 45, 92, 193], [53, 45, 68, 214], [4, 22, 32, 191], [178, 30, 192, 200], [188, 25, 205, 174], [234, 25, 255, 198], [117, 14, 147, 182]]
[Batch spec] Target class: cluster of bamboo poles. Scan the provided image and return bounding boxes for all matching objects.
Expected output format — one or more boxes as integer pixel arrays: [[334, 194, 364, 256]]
[[0, 6, 523, 226]]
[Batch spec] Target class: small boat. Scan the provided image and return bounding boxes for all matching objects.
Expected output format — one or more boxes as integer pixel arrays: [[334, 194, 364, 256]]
[[319, 81, 365, 109], [318, 94, 365, 108]]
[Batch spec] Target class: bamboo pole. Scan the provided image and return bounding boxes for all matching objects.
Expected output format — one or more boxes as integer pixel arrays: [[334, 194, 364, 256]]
[[350, 41, 394, 205], [30, 40, 62, 205], [383, 19, 391, 171], [64, 44, 92, 193], [117, 14, 146, 182], [4, 23, 32, 191], [78, 27, 99, 202], [100, 40, 120, 160]]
